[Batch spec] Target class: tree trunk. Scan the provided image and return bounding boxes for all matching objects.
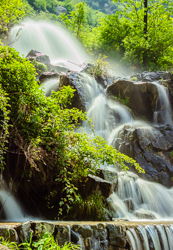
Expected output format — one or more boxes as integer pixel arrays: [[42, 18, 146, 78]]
[[144, 0, 148, 37], [143, 0, 148, 67]]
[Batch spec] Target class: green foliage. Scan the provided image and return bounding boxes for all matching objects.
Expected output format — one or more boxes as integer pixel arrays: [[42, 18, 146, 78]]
[[0, 0, 25, 32], [31, 59, 48, 74], [0, 46, 143, 217], [71, 193, 107, 220], [112, 0, 173, 69], [0, 231, 79, 250], [88, 54, 111, 78], [0, 85, 11, 169], [59, 2, 87, 38]]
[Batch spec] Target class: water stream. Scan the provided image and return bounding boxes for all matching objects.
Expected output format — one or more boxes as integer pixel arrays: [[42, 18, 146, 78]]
[[2, 19, 173, 248]]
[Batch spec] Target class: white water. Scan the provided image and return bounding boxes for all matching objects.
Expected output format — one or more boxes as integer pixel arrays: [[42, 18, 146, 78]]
[[42, 78, 60, 96], [0, 189, 28, 221], [152, 81, 173, 125], [9, 20, 90, 71]]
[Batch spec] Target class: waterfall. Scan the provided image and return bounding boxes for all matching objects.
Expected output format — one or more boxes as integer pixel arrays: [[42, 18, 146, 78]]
[[42, 78, 60, 96], [152, 81, 172, 125], [9, 20, 90, 71], [0, 188, 28, 222], [6, 19, 173, 249]]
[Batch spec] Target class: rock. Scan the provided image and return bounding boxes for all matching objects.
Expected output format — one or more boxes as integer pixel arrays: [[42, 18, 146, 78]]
[[55, 225, 71, 245], [107, 79, 159, 121], [99, 169, 118, 187], [39, 72, 59, 83], [134, 127, 171, 151], [0, 227, 18, 243], [33, 222, 55, 239], [134, 209, 156, 219], [56, 6, 67, 16], [131, 71, 172, 82], [71, 230, 80, 244], [48, 63, 70, 73], [107, 225, 126, 248], [27, 50, 50, 65], [72, 225, 93, 239], [81, 174, 113, 199], [158, 171, 172, 187], [111, 123, 173, 186], [16, 221, 33, 242], [123, 198, 136, 212], [59, 72, 85, 112]]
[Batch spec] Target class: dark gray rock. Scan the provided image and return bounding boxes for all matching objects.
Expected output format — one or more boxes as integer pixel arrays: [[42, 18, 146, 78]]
[[16, 221, 33, 243], [27, 50, 50, 65], [107, 79, 159, 121], [72, 225, 93, 238], [106, 225, 126, 248], [55, 225, 71, 245], [134, 209, 156, 219], [0, 227, 18, 243], [48, 63, 70, 73], [59, 72, 85, 112], [39, 72, 59, 83], [82, 174, 113, 199]]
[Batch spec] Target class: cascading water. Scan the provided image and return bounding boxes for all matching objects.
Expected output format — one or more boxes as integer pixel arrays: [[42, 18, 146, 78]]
[[5, 19, 173, 249], [152, 81, 173, 125], [9, 20, 90, 71]]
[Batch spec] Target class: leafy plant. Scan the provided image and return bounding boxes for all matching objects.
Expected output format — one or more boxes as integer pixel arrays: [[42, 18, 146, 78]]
[[88, 54, 111, 78], [0, 46, 144, 218], [0, 230, 79, 250]]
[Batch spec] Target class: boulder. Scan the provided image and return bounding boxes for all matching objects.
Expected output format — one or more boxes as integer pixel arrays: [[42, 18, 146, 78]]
[[111, 124, 173, 186], [0, 227, 18, 243], [48, 63, 70, 73], [39, 72, 59, 83], [16, 221, 33, 243], [81, 174, 113, 199], [134, 209, 156, 219], [131, 71, 172, 82], [106, 225, 126, 248], [27, 50, 50, 65], [55, 225, 71, 245], [107, 79, 159, 121], [59, 72, 85, 112]]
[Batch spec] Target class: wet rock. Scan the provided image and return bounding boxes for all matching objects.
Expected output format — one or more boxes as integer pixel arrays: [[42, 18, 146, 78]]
[[131, 71, 172, 82], [59, 72, 85, 112], [48, 63, 70, 73], [72, 225, 93, 239], [16, 221, 33, 242], [107, 225, 126, 248], [0, 227, 18, 243], [39, 72, 59, 83], [81, 174, 113, 199], [55, 225, 71, 245], [27, 50, 50, 65], [158, 171, 171, 187], [135, 127, 171, 151], [135, 154, 159, 182], [123, 198, 136, 212], [99, 169, 118, 187], [91, 223, 108, 249], [107, 79, 159, 121], [71, 230, 80, 244], [134, 209, 156, 219], [33, 222, 55, 238]]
